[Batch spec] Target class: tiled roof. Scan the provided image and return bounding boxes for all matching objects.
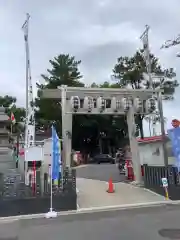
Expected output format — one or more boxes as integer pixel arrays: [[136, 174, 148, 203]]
[[0, 115, 9, 121]]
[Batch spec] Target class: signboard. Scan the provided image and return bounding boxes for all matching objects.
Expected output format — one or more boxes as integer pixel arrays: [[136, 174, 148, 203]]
[[161, 177, 168, 187], [26, 125, 35, 147], [25, 146, 43, 162], [43, 138, 61, 166], [43, 139, 52, 165], [167, 127, 180, 169]]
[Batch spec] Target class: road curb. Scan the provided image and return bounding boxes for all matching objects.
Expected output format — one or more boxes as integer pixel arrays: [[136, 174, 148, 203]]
[[142, 187, 164, 197], [128, 181, 166, 198], [1, 199, 180, 223]]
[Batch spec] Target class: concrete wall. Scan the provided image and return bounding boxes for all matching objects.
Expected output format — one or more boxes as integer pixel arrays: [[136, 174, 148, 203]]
[[139, 141, 175, 166], [18, 138, 62, 192], [18, 140, 52, 192], [0, 193, 77, 217], [0, 150, 16, 173], [43, 138, 52, 166]]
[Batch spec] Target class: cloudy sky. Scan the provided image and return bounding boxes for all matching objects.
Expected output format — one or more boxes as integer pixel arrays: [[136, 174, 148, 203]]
[[0, 0, 180, 135]]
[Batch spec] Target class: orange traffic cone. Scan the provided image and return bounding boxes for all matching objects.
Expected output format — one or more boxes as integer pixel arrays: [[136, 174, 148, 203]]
[[107, 178, 114, 193]]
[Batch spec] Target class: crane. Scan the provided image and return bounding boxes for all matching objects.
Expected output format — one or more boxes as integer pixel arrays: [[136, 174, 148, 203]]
[[22, 13, 35, 149]]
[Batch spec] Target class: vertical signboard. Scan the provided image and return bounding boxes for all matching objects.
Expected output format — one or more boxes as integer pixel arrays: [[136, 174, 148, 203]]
[[167, 127, 180, 170]]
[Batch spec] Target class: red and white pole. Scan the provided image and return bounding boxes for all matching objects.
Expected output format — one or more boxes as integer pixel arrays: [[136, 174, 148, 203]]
[[33, 160, 36, 196]]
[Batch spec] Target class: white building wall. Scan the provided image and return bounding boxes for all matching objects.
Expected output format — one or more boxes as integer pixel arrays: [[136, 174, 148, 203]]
[[139, 141, 176, 166], [43, 138, 52, 166]]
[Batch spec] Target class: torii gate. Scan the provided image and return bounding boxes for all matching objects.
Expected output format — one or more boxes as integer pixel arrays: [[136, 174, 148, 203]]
[[42, 86, 167, 184]]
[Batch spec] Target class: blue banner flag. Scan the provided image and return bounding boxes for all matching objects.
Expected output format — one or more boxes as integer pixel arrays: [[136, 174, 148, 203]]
[[52, 125, 61, 180], [167, 127, 180, 169]]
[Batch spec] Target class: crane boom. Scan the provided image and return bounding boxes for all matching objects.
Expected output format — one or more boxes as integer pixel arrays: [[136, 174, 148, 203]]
[[22, 13, 35, 148]]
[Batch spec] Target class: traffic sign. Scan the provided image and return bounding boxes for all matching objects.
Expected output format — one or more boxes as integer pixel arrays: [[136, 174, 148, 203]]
[[161, 177, 168, 187]]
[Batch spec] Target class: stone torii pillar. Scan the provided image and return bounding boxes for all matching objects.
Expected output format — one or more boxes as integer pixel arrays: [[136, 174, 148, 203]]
[[41, 86, 166, 184]]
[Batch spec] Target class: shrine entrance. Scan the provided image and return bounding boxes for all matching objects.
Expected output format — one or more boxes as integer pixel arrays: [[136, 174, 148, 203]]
[[42, 86, 166, 184]]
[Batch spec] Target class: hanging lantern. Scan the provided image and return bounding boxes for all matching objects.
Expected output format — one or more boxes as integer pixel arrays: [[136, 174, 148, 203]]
[[70, 96, 80, 112], [145, 98, 156, 113], [134, 97, 143, 113], [121, 97, 132, 112], [111, 97, 117, 112], [111, 97, 121, 112], [97, 97, 106, 112], [83, 96, 94, 112]]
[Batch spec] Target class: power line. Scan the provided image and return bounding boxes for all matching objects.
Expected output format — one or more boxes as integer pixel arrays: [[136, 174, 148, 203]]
[[161, 34, 180, 57]]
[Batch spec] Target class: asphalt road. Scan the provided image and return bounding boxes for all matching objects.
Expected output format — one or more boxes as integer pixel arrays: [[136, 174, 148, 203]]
[[3, 204, 180, 240], [76, 163, 125, 182]]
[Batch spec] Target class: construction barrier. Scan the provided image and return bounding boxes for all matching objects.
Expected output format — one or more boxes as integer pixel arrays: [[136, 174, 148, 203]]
[[125, 160, 134, 180], [107, 178, 115, 193]]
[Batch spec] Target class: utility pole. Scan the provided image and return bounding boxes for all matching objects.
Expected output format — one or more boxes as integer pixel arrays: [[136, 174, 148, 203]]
[[140, 25, 153, 89], [140, 25, 168, 167], [140, 25, 154, 135], [140, 25, 155, 135]]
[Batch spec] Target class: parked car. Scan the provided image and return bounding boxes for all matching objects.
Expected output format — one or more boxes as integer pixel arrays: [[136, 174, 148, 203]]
[[93, 154, 115, 164]]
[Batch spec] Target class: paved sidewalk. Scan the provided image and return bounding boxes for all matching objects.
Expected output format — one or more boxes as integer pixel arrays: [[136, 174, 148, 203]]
[[77, 178, 167, 208]]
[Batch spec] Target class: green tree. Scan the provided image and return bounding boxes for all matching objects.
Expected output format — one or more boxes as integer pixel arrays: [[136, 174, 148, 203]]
[[35, 54, 84, 133], [0, 95, 16, 108], [0, 95, 25, 121], [0, 95, 25, 133], [91, 82, 99, 88], [112, 50, 178, 138], [36, 54, 111, 153], [35, 53, 129, 154]]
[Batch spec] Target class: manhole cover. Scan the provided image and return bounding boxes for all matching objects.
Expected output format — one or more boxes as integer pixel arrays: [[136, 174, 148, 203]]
[[159, 229, 180, 239]]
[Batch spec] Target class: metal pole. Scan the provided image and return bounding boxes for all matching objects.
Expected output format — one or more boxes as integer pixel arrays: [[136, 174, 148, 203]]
[[61, 85, 67, 167], [22, 13, 31, 183], [33, 160, 36, 196], [146, 26, 153, 89], [157, 92, 168, 167], [140, 25, 153, 89], [148, 119, 151, 136], [10, 124, 13, 135], [141, 25, 159, 138], [22, 13, 30, 148], [50, 161, 53, 212]]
